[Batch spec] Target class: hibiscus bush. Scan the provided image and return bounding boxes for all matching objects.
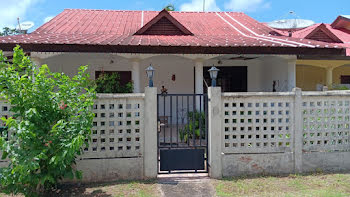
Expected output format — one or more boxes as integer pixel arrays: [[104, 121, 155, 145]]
[[0, 46, 96, 196]]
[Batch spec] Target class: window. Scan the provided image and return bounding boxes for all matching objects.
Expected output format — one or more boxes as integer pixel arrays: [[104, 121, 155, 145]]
[[95, 71, 132, 87], [95, 71, 132, 93], [341, 76, 350, 84]]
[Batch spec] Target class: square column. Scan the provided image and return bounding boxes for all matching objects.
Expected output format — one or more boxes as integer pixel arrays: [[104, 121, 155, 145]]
[[131, 59, 141, 93], [287, 58, 297, 91], [195, 60, 204, 94], [326, 67, 333, 88], [208, 87, 223, 178]]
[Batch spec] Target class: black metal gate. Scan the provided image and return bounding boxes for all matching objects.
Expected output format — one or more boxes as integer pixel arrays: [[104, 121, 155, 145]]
[[157, 94, 208, 174]]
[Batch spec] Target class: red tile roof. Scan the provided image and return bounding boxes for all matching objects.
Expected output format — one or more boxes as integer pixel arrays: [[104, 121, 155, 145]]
[[286, 23, 350, 56], [0, 9, 346, 55]]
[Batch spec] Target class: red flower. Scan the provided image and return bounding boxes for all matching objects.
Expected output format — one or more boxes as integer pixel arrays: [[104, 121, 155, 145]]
[[59, 102, 68, 110], [44, 143, 48, 147], [48, 141, 52, 144]]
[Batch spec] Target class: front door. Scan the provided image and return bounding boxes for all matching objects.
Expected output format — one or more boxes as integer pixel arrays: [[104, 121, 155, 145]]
[[157, 94, 208, 173], [204, 66, 247, 92]]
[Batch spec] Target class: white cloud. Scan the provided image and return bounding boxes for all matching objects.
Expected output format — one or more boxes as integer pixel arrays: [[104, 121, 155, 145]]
[[224, 0, 270, 12], [43, 16, 54, 23], [180, 0, 220, 12], [0, 0, 40, 29]]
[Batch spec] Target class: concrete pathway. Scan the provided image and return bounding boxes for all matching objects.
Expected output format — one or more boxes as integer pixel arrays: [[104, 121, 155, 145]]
[[157, 174, 216, 197]]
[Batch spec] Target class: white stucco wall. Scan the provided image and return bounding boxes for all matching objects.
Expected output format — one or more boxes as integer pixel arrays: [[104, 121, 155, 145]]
[[259, 56, 296, 92], [39, 53, 295, 93]]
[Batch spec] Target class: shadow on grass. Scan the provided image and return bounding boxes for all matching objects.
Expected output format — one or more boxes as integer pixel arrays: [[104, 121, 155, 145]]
[[47, 179, 157, 197]]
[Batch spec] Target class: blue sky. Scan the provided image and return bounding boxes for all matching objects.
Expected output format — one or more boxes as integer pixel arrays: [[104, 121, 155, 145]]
[[0, 0, 349, 31]]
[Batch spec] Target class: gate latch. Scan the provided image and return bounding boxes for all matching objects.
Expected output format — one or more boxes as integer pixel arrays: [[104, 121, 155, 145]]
[[157, 121, 166, 132]]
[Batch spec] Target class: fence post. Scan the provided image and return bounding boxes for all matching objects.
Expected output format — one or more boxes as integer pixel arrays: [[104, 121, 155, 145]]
[[144, 87, 157, 178], [208, 87, 223, 178], [293, 87, 303, 173]]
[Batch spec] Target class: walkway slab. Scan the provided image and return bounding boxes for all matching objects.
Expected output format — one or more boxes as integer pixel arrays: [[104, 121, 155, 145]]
[[158, 174, 215, 197]]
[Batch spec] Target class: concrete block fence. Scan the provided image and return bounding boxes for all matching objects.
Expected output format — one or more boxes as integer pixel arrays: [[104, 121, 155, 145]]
[[208, 87, 350, 177], [0, 87, 158, 182], [1, 87, 350, 182]]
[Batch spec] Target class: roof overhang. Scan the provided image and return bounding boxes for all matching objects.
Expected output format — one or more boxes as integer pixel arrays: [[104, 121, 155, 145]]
[[331, 15, 350, 29], [0, 43, 346, 56]]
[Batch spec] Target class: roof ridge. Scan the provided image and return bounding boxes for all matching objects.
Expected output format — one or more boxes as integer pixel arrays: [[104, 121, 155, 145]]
[[62, 8, 243, 13]]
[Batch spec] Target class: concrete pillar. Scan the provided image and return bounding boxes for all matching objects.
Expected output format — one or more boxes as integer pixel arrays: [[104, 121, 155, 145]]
[[195, 60, 204, 110], [287, 58, 297, 91], [143, 87, 157, 178], [326, 67, 333, 89], [293, 87, 303, 173], [195, 60, 204, 94], [30, 57, 42, 81], [131, 59, 141, 93], [208, 87, 223, 178], [30, 57, 42, 68]]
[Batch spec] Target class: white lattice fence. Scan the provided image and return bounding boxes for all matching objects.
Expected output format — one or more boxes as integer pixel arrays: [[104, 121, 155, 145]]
[[222, 93, 294, 153], [302, 93, 350, 152], [82, 94, 145, 159], [0, 100, 11, 162], [0, 100, 11, 125], [0, 94, 145, 161]]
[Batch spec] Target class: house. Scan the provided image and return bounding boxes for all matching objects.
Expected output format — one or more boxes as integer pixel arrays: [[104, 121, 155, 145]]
[[0, 9, 346, 94], [0, 9, 350, 180], [269, 15, 350, 90]]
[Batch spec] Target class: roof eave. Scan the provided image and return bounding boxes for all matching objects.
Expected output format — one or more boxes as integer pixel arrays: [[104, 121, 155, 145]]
[[0, 43, 346, 56]]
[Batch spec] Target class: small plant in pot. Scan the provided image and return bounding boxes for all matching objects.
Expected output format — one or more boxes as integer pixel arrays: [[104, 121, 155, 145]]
[[179, 111, 206, 143]]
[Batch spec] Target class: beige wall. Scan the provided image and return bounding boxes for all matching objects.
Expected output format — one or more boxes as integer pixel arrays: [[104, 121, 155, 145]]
[[296, 65, 326, 91], [296, 64, 350, 91], [333, 64, 350, 84]]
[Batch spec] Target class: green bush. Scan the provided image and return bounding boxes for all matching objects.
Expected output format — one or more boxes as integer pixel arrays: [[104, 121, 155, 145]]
[[0, 46, 96, 196], [332, 84, 350, 90], [179, 111, 206, 142], [95, 72, 133, 93]]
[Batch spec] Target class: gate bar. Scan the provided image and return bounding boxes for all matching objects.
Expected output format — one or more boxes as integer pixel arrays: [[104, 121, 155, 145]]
[[192, 95, 195, 147], [170, 96, 172, 148], [199, 95, 202, 146], [176, 96, 179, 147]]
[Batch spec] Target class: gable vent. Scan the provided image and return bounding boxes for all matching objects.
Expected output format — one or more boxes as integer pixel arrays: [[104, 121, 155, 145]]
[[142, 17, 186, 35], [307, 29, 338, 43], [134, 9, 193, 36]]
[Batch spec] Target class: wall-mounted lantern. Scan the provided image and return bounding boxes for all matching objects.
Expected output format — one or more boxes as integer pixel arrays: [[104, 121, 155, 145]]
[[146, 64, 155, 87], [208, 66, 219, 87]]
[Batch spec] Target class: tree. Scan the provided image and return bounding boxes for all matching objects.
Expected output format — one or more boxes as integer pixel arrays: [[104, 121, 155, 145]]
[[164, 4, 175, 11], [0, 46, 96, 196], [0, 27, 20, 36]]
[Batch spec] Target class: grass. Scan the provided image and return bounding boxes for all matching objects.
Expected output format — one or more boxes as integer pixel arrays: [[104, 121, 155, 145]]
[[213, 173, 350, 197], [2, 173, 350, 197], [0, 179, 160, 197]]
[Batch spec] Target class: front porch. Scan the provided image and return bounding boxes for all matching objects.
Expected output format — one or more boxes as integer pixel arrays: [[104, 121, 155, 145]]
[[29, 52, 298, 94]]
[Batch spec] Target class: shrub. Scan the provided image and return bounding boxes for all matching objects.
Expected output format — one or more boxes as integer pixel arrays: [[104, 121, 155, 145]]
[[0, 46, 96, 196], [95, 72, 133, 93]]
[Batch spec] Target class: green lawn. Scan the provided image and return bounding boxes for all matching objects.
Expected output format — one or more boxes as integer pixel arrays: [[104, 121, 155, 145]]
[[2, 173, 350, 197], [213, 173, 350, 197], [0, 180, 159, 197]]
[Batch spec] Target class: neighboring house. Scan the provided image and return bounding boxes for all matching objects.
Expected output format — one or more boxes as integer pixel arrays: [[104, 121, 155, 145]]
[[270, 15, 350, 90], [0, 9, 347, 94]]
